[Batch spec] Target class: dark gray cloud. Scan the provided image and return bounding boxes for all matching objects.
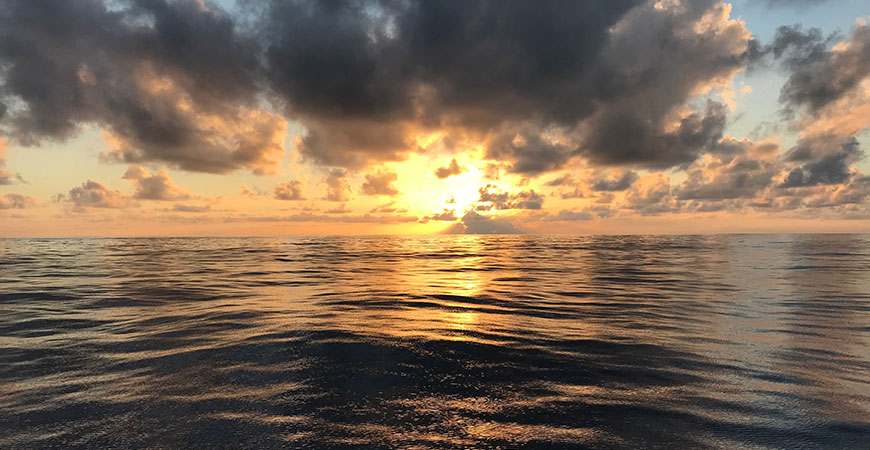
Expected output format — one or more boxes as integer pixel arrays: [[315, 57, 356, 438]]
[[582, 100, 729, 168], [0, 0, 283, 174], [590, 171, 638, 192], [435, 159, 464, 179], [274, 180, 305, 200], [0, 192, 35, 209], [478, 184, 543, 210], [780, 152, 857, 188], [361, 170, 399, 196], [444, 211, 521, 234], [2, 0, 756, 174], [760, 23, 870, 116], [777, 136, 863, 188], [485, 132, 576, 176]]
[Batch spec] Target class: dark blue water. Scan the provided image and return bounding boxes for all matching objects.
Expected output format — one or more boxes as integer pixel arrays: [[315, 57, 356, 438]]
[[1, 235, 869, 449]]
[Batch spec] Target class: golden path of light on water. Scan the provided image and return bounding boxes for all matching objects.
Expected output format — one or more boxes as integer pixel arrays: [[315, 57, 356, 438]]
[[2, 235, 870, 448]]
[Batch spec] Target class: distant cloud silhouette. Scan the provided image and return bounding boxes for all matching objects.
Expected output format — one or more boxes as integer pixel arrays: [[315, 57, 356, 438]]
[[445, 211, 521, 234]]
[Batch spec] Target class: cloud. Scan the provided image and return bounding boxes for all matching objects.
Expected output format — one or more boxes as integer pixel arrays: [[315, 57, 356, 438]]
[[478, 184, 543, 210], [434, 159, 464, 179], [172, 204, 211, 213], [444, 211, 521, 234], [62, 179, 134, 209], [622, 174, 677, 215], [323, 169, 351, 202], [762, 23, 870, 118], [361, 170, 399, 196], [226, 213, 418, 224], [779, 138, 862, 188], [0, 0, 284, 174], [0, 138, 25, 185], [239, 184, 267, 197], [122, 165, 191, 201], [274, 180, 305, 200], [0, 0, 759, 175], [590, 170, 638, 192], [675, 138, 779, 201], [549, 210, 594, 221], [0, 193, 36, 209], [420, 209, 457, 223], [485, 132, 576, 176], [544, 174, 574, 187]]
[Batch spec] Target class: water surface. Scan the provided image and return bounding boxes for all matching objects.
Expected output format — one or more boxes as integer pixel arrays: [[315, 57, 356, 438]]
[[1, 235, 869, 448]]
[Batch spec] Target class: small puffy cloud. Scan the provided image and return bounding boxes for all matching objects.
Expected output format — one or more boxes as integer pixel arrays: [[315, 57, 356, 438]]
[[274, 180, 305, 200], [0, 193, 36, 209], [445, 211, 521, 234], [63, 179, 134, 209], [122, 165, 191, 201], [435, 159, 464, 179], [323, 169, 351, 202], [361, 170, 399, 196]]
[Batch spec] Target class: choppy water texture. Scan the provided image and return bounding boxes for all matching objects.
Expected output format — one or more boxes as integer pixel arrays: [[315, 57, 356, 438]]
[[2, 235, 870, 449]]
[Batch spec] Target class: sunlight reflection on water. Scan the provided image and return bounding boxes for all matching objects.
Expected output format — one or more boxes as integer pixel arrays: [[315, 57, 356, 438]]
[[1, 235, 869, 448]]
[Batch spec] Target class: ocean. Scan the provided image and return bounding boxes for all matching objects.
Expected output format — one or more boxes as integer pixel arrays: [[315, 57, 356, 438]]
[[1, 235, 869, 449]]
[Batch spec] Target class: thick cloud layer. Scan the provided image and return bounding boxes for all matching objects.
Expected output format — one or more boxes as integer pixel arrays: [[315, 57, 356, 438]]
[[1, 0, 756, 174], [0, 0, 284, 174]]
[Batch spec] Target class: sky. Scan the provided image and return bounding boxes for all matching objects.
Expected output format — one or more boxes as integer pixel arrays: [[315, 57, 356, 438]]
[[1, 0, 869, 236]]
